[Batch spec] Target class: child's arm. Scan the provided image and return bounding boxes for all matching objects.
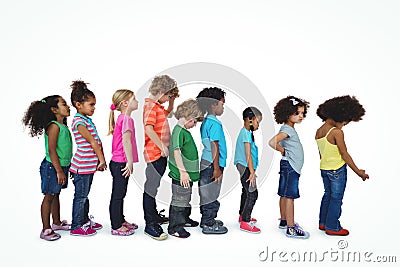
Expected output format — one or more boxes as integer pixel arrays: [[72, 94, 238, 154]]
[[244, 142, 256, 187], [121, 130, 133, 178], [166, 95, 176, 115], [268, 132, 288, 156], [334, 129, 369, 181], [47, 123, 66, 185], [174, 149, 191, 188], [77, 125, 107, 171], [211, 140, 223, 183], [145, 125, 169, 157]]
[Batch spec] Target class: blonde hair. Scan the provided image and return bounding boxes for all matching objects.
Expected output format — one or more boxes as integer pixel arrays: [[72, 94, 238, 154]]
[[175, 99, 203, 120], [149, 75, 177, 96], [108, 89, 134, 135]]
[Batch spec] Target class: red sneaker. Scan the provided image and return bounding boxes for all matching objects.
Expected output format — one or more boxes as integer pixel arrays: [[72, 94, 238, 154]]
[[238, 215, 257, 223], [325, 228, 349, 236], [319, 224, 325, 231], [240, 221, 261, 234]]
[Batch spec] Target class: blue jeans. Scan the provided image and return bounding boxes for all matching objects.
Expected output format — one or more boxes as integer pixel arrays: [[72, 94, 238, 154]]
[[319, 164, 347, 231], [109, 161, 129, 230], [278, 160, 300, 199], [40, 158, 69, 195], [199, 160, 224, 226], [71, 173, 94, 230]]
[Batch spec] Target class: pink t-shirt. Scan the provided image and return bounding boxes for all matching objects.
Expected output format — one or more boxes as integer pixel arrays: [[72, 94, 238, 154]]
[[111, 114, 139, 163]]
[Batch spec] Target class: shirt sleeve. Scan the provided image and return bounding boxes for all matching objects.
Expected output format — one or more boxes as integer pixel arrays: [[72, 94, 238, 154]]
[[279, 125, 292, 137], [239, 129, 251, 144], [122, 116, 134, 134], [209, 122, 223, 143]]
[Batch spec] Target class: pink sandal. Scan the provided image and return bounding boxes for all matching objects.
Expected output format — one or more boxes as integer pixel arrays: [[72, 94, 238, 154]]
[[111, 226, 134, 236], [40, 229, 61, 241], [52, 220, 71, 231], [122, 221, 138, 230]]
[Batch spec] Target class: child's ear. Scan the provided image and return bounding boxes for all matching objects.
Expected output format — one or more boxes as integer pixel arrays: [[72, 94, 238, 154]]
[[50, 106, 57, 114]]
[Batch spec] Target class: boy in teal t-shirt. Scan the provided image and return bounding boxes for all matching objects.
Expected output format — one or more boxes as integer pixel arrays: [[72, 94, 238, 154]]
[[167, 99, 203, 238]]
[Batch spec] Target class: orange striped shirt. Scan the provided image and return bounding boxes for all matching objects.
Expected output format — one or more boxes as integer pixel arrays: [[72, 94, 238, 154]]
[[143, 98, 170, 162]]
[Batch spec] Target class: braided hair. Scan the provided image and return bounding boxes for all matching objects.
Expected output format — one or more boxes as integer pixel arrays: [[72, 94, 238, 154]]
[[242, 106, 262, 141]]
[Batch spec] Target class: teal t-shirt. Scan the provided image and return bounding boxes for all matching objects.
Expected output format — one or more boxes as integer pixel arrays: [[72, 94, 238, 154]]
[[45, 121, 73, 166], [168, 125, 200, 182], [200, 115, 227, 167], [234, 127, 259, 170]]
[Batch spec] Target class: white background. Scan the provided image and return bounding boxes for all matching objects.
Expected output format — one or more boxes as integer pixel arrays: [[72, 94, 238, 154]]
[[1, 0, 399, 266]]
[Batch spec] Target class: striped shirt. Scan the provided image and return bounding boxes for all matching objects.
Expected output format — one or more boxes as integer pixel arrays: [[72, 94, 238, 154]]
[[70, 113, 102, 174], [143, 98, 170, 163]]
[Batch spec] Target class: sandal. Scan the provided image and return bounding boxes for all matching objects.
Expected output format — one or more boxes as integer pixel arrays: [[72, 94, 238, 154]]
[[122, 221, 138, 230], [111, 226, 134, 236], [40, 229, 61, 241], [52, 220, 71, 231]]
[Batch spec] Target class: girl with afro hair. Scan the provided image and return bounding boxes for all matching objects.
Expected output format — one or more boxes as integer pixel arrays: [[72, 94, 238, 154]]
[[315, 95, 369, 236]]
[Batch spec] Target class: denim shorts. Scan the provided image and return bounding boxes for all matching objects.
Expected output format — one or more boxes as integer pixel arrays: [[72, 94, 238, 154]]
[[40, 158, 69, 195], [278, 160, 300, 199]]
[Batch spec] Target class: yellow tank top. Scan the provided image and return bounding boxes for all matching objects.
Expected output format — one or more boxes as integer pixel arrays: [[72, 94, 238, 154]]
[[316, 127, 346, 170]]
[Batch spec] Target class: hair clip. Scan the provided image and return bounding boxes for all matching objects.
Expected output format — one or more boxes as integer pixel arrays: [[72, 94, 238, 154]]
[[290, 98, 299, 105], [41, 99, 46, 103], [110, 103, 116, 110]]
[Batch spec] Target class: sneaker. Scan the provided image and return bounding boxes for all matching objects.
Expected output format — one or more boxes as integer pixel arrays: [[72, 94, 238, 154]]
[[122, 221, 139, 230], [169, 227, 190, 238], [144, 223, 168, 241], [325, 228, 349, 236], [286, 225, 310, 239], [240, 221, 261, 234], [111, 226, 134, 236], [202, 221, 228, 235], [319, 224, 326, 231], [279, 219, 301, 229], [156, 209, 169, 225], [238, 215, 257, 224], [88, 215, 103, 230], [70, 223, 97, 236], [200, 220, 224, 228], [40, 229, 61, 241], [184, 218, 199, 227], [52, 220, 71, 231]]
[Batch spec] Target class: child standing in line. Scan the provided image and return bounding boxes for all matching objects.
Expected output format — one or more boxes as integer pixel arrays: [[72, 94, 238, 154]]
[[69, 80, 106, 237], [315, 95, 369, 236], [234, 107, 262, 234], [167, 99, 203, 238], [268, 96, 310, 239], [142, 75, 179, 240], [196, 87, 228, 234], [23, 95, 73, 241], [108, 89, 139, 236]]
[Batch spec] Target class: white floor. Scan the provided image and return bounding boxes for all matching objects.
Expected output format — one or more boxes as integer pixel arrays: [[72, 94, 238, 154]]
[[2, 1, 400, 267]]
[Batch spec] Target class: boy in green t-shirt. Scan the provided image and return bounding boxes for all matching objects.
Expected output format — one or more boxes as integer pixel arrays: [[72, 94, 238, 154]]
[[167, 99, 203, 238]]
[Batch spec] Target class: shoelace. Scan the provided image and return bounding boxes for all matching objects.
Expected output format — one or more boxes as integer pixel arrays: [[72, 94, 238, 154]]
[[89, 215, 96, 227], [82, 221, 91, 232]]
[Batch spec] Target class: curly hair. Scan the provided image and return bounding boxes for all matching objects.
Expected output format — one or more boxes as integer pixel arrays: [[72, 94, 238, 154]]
[[148, 75, 178, 96], [196, 87, 226, 114], [174, 99, 203, 120], [316, 95, 365, 122], [22, 95, 64, 137], [70, 80, 95, 108], [273, 96, 310, 124]]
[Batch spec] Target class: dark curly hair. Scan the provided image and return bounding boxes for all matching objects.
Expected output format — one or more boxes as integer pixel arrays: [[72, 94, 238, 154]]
[[70, 80, 95, 108], [316, 95, 365, 122], [273, 96, 310, 124], [22, 95, 65, 137], [196, 87, 226, 114]]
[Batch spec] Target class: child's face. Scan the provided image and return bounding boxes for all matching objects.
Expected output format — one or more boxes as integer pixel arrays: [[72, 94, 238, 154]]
[[250, 115, 262, 131], [184, 117, 199, 129], [127, 95, 138, 112], [53, 97, 70, 118], [289, 106, 305, 124], [158, 93, 172, 104], [213, 97, 225, 116], [76, 96, 96, 116]]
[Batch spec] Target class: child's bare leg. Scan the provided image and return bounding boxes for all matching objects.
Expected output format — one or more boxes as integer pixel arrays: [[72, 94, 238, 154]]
[[279, 197, 286, 220], [285, 198, 295, 226], [41, 194, 55, 230], [51, 194, 61, 225]]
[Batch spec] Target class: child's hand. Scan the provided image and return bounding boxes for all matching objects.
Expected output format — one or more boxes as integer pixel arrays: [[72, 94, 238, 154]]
[[122, 162, 133, 178], [57, 171, 67, 185], [247, 172, 257, 187], [180, 172, 191, 188], [161, 144, 169, 157], [358, 169, 369, 181], [97, 161, 107, 171], [212, 167, 223, 184]]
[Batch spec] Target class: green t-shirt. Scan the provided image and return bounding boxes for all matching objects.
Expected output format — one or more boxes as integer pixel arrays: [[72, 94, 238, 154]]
[[45, 121, 73, 166], [168, 125, 200, 182]]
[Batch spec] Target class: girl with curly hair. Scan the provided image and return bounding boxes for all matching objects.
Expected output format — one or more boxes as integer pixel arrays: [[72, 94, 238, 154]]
[[269, 96, 310, 239], [315, 95, 369, 236]]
